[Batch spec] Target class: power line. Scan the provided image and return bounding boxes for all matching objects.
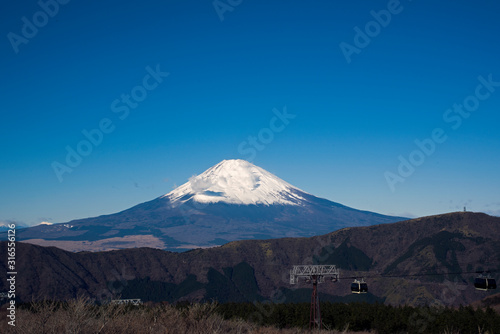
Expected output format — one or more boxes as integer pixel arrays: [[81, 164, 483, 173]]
[[339, 269, 499, 281]]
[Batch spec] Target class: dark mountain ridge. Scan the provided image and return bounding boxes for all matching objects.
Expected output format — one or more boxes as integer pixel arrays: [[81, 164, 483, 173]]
[[1, 211, 499, 306]]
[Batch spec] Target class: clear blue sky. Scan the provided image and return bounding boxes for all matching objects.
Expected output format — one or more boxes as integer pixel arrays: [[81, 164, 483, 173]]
[[1, 0, 500, 226]]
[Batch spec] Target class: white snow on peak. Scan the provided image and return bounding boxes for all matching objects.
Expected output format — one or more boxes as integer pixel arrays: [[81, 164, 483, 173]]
[[163, 159, 308, 206]]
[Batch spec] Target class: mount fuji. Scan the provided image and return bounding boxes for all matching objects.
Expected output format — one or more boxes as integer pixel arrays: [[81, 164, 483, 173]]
[[165, 159, 310, 207], [16, 159, 406, 252]]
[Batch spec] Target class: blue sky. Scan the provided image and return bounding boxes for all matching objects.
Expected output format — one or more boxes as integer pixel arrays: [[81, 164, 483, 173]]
[[1, 0, 500, 226]]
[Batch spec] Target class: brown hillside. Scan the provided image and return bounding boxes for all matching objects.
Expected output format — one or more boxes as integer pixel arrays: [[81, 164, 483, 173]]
[[0, 212, 499, 306]]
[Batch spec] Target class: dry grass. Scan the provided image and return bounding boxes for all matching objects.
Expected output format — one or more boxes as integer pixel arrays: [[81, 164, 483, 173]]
[[0, 297, 372, 334]]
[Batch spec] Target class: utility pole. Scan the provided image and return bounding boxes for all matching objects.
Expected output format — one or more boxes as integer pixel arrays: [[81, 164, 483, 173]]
[[290, 265, 340, 329]]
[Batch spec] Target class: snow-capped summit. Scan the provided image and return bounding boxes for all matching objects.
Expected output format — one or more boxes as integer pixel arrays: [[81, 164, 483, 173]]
[[164, 159, 308, 206]]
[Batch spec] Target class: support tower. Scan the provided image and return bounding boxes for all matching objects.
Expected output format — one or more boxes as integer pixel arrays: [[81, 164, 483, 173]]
[[290, 265, 340, 329]]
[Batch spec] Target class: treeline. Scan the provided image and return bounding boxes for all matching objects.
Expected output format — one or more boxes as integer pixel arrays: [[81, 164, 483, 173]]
[[3, 299, 263, 334], [5, 298, 500, 333], [214, 302, 500, 334]]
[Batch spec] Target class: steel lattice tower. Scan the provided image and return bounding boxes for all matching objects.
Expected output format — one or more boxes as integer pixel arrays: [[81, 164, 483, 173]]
[[310, 274, 320, 329], [290, 265, 340, 329]]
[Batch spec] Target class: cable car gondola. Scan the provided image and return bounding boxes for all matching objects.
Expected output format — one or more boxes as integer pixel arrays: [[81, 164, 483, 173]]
[[351, 279, 368, 294], [474, 274, 497, 291]]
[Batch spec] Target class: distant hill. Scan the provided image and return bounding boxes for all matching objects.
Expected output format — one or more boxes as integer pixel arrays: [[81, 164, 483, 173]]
[[1, 212, 499, 306]]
